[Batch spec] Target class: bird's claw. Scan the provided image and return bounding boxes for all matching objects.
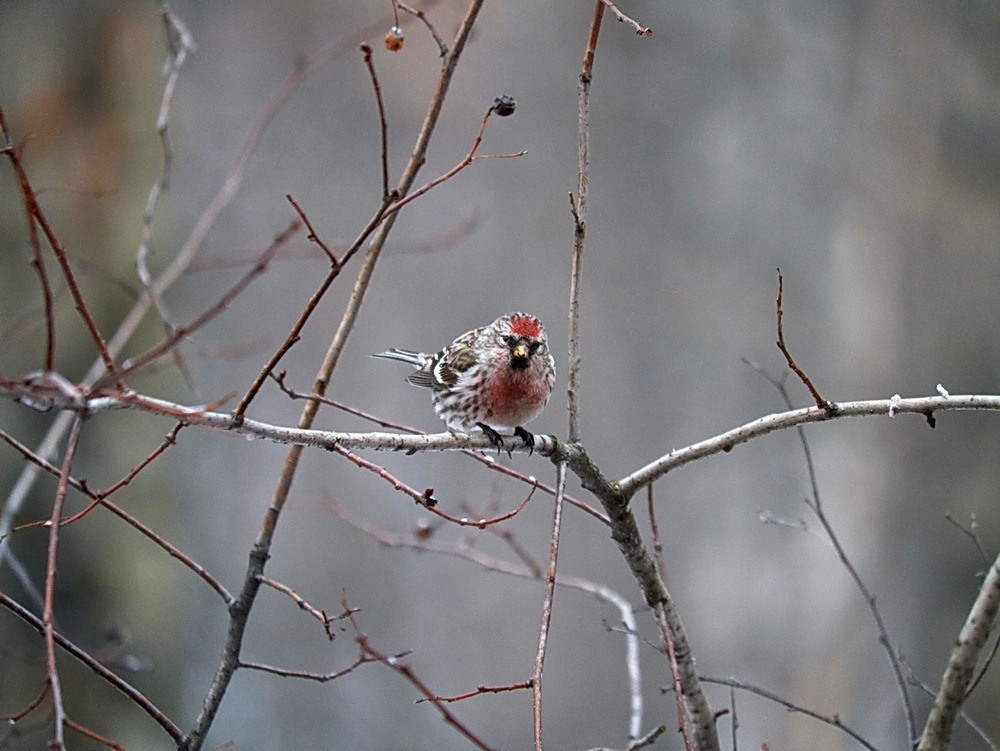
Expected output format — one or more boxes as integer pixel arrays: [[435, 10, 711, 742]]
[[476, 423, 506, 456], [513, 426, 535, 455], [475, 424, 534, 456]]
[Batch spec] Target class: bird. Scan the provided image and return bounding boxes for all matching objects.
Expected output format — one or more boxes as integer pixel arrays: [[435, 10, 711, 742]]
[[373, 312, 555, 453]]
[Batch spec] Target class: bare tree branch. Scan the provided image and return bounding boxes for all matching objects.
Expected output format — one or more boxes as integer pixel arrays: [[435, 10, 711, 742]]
[[918, 550, 1000, 751]]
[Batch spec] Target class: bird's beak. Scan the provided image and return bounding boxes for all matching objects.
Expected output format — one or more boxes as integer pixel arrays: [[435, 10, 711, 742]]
[[512, 343, 529, 360]]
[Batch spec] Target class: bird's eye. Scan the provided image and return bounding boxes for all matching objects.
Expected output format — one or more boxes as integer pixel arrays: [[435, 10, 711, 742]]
[[529, 342, 542, 354], [502, 334, 516, 346]]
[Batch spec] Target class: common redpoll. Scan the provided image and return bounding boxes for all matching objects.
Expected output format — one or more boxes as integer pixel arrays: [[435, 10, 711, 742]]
[[373, 312, 556, 453]]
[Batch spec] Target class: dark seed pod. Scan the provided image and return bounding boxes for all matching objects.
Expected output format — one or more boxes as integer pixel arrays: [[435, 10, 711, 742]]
[[492, 95, 516, 117]]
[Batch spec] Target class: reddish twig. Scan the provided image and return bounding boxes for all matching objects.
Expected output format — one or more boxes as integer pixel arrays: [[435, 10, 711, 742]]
[[1, 683, 49, 723], [397, 1, 448, 56], [286, 194, 338, 264], [385, 103, 526, 217], [1, 110, 117, 382], [331, 444, 536, 527], [346, 602, 496, 751], [64, 718, 127, 751], [59, 424, 184, 527], [417, 681, 533, 703], [775, 270, 833, 413], [230, 196, 393, 423], [360, 44, 392, 200], [0, 113, 56, 372], [43, 416, 84, 749], [257, 575, 353, 640], [0, 426, 233, 604]]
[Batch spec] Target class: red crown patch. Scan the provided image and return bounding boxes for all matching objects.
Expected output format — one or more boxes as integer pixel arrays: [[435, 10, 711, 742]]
[[509, 315, 541, 338]]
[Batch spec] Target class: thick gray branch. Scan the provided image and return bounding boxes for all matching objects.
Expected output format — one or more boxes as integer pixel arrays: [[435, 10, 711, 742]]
[[917, 552, 1000, 751]]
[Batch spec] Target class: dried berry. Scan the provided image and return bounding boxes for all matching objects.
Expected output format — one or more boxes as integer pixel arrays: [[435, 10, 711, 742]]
[[384, 26, 404, 51], [492, 95, 516, 117]]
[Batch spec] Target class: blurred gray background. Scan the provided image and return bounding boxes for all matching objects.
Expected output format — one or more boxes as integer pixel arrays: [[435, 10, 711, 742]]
[[2, 1, 1000, 749]]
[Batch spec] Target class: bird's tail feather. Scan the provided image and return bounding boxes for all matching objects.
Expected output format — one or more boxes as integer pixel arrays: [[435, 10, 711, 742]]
[[371, 348, 424, 366]]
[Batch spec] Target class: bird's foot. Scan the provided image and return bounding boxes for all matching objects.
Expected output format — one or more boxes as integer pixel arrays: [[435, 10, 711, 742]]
[[513, 426, 535, 455], [475, 424, 535, 456], [476, 423, 505, 456]]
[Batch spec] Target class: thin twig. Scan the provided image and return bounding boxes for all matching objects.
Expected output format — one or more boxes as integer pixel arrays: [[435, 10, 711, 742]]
[[0, 426, 232, 604], [346, 602, 497, 751], [599, 0, 653, 35], [397, 1, 448, 56], [1, 683, 49, 724], [0, 592, 183, 742], [385, 103, 525, 217], [136, 0, 197, 346], [0, 111, 56, 372], [1, 116, 119, 383], [746, 358, 916, 743], [775, 270, 832, 413], [566, 1, 604, 444], [532, 461, 567, 751], [647, 485, 691, 750], [332, 444, 536, 527], [729, 685, 738, 751], [239, 655, 371, 682], [60, 424, 184, 526], [257, 575, 351, 640], [43, 416, 83, 749], [698, 676, 878, 751], [64, 717, 127, 751], [360, 44, 392, 199], [97, 219, 302, 388], [286, 194, 338, 264], [327, 494, 644, 743], [627, 724, 667, 751], [417, 681, 533, 703], [944, 512, 989, 567]]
